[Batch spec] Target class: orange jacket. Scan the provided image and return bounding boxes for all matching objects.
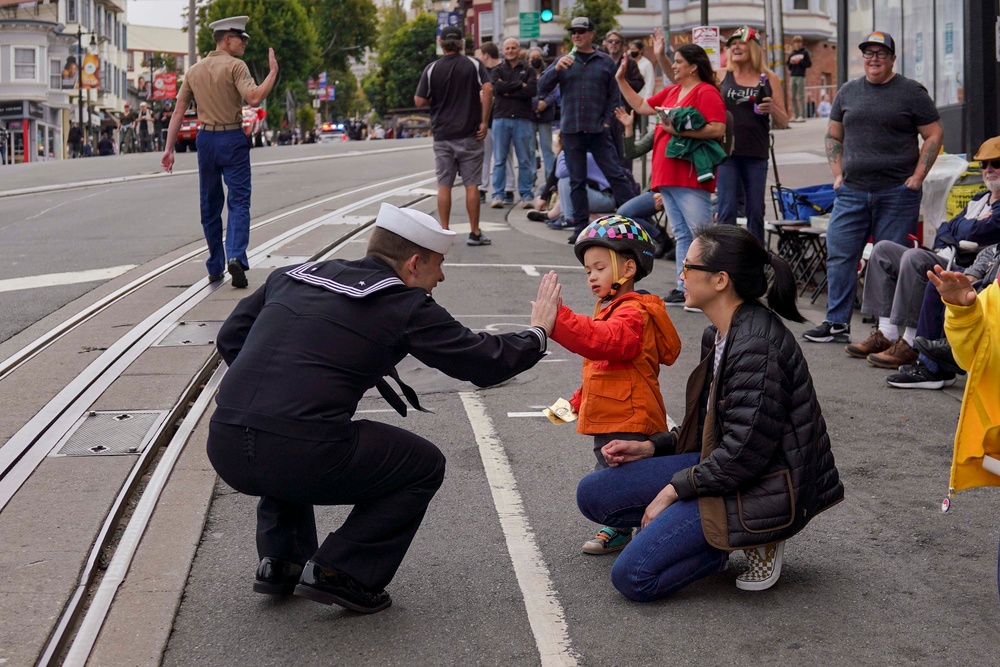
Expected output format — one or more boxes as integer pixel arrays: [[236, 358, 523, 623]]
[[552, 292, 682, 436]]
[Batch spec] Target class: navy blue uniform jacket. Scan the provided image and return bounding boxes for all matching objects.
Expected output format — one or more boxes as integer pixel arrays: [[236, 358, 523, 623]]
[[215, 256, 548, 440]]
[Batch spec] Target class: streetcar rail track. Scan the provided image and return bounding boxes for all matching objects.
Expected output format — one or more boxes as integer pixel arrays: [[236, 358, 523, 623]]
[[10, 178, 434, 665]]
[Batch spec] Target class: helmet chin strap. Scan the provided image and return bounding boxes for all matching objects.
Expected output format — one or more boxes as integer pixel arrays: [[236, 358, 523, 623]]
[[603, 250, 623, 302]]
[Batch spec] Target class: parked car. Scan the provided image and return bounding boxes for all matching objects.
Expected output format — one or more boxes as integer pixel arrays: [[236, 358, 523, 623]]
[[175, 109, 199, 152], [319, 122, 348, 143]]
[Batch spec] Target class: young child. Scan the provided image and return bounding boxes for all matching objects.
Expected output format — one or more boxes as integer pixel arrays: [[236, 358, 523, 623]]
[[549, 215, 682, 554]]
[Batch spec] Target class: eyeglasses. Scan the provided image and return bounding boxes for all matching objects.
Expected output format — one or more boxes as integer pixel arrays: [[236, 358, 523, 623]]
[[569, 29, 588, 35], [606, 39, 622, 45], [862, 50, 891, 60], [682, 262, 715, 275], [982, 160, 1000, 170]]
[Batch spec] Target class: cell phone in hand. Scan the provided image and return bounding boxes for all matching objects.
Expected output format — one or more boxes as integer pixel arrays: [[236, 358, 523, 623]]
[[657, 109, 671, 126]]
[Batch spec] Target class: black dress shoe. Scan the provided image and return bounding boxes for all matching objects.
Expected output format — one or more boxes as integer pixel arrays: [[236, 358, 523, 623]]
[[914, 336, 966, 375], [253, 557, 303, 596], [208, 273, 224, 282], [526, 210, 549, 223], [294, 561, 392, 613], [227, 258, 248, 288]]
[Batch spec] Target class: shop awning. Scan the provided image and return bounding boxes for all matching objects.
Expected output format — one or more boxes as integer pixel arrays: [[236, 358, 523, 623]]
[[0, 0, 43, 7]]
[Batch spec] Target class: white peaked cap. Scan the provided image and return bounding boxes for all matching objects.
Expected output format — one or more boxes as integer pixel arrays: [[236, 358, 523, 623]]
[[209, 15, 250, 36], [374, 203, 455, 254]]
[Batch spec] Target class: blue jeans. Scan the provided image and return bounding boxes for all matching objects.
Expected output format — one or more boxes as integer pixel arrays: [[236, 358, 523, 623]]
[[561, 130, 638, 231], [617, 191, 666, 243], [196, 129, 252, 276], [577, 453, 728, 601], [492, 118, 534, 201], [716, 156, 769, 244], [558, 177, 615, 222], [657, 186, 712, 291], [824, 182, 922, 325], [533, 121, 555, 195]]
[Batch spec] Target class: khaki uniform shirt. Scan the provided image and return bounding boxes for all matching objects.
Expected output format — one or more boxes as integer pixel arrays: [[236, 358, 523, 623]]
[[177, 50, 258, 126]]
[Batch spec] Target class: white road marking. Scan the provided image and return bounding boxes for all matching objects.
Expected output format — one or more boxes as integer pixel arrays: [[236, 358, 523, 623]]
[[0, 265, 137, 293], [507, 411, 548, 418], [460, 392, 578, 667], [522, 265, 540, 276]]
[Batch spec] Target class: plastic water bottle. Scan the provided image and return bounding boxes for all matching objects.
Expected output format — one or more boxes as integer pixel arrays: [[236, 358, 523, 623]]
[[752, 73, 768, 114]]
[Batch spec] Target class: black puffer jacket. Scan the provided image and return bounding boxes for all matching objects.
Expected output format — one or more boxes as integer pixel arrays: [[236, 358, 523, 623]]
[[670, 301, 844, 550]]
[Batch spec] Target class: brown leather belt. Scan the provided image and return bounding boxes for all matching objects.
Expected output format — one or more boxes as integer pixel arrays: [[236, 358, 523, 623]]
[[200, 123, 243, 131]]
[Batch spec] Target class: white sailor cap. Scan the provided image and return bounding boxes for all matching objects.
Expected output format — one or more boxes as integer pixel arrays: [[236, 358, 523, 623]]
[[209, 15, 250, 38], [375, 203, 455, 254]]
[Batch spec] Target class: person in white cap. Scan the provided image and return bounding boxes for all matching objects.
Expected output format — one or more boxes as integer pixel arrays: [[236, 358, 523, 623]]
[[161, 15, 279, 288], [207, 204, 561, 614]]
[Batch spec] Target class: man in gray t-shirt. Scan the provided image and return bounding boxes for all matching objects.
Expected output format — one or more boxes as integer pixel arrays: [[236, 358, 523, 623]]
[[803, 30, 944, 345]]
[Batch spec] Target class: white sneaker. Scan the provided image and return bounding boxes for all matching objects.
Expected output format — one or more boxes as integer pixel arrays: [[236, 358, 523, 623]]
[[735, 541, 784, 591]]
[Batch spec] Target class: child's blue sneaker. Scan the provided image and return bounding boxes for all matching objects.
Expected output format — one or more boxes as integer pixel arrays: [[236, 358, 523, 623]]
[[582, 526, 632, 555]]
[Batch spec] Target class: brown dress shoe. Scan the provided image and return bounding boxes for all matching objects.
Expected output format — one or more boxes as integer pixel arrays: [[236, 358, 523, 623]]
[[867, 337, 919, 369], [845, 329, 892, 359]]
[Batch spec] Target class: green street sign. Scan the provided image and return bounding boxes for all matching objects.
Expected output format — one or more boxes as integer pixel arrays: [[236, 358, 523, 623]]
[[519, 11, 540, 39]]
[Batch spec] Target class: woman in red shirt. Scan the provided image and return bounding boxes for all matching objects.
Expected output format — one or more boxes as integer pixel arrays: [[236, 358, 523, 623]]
[[617, 44, 726, 307]]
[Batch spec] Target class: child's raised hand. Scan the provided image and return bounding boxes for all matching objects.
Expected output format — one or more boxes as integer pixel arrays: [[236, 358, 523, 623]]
[[927, 265, 977, 307], [601, 439, 655, 467], [531, 271, 562, 335]]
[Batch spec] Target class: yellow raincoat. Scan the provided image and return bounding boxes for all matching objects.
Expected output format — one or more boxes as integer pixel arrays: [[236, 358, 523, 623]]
[[946, 280, 1000, 495]]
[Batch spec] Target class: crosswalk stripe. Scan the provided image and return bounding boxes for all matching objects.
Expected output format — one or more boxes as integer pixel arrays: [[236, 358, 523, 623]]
[[0, 265, 136, 293]]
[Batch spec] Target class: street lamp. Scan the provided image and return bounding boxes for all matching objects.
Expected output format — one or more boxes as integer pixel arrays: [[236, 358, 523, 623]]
[[75, 27, 97, 150]]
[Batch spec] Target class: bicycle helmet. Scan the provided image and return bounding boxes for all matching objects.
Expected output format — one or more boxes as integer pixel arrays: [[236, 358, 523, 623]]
[[574, 214, 655, 283]]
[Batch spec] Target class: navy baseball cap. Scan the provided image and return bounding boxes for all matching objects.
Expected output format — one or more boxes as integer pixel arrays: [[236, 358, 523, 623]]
[[441, 26, 463, 40], [859, 31, 895, 55]]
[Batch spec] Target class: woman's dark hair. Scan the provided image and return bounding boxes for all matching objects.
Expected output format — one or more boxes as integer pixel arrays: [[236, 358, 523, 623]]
[[695, 225, 805, 322], [676, 44, 720, 91]]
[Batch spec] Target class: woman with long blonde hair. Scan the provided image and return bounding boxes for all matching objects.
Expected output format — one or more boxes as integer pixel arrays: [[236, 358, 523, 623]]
[[717, 27, 788, 244]]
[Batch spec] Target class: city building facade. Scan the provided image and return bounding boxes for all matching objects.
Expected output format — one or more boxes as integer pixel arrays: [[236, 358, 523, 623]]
[[0, 0, 128, 162]]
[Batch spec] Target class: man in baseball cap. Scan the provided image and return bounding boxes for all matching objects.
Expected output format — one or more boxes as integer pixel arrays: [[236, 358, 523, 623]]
[[208, 203, 559, 613]]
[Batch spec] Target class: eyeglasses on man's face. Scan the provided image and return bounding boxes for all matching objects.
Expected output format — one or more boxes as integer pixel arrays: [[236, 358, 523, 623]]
[[862, 50, 890, 60], [606, 39, 622, 45], [982, 159, 1000, 170]]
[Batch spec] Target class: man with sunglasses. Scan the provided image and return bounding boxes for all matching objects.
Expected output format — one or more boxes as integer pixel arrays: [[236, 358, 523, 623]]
[[161, 15, 279, 288], [538, 17, 639, 242], [804, 31, 943, 345]]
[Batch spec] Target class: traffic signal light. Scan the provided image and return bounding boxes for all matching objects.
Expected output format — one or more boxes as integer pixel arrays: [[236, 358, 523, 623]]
[[540, 0, 554, 22]]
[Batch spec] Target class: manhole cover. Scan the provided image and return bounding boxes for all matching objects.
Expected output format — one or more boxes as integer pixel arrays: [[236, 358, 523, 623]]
[[51, 410, 169, 457], [153, 320, 224, 347]]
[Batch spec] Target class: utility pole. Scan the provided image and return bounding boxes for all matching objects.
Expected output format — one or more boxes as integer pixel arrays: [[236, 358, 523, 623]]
[[701, 0, 708, 26], [188, 0, 196, 71]]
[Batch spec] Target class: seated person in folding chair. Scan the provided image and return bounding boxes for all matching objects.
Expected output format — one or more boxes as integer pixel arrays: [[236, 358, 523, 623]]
[[887, 243, 998, 389], [611, 106, 674, 258], [844, 137, 1000, 371], [528, 135, 634, 231]]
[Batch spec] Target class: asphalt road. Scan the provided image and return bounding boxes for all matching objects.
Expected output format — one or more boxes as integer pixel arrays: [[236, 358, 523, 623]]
[[3, 133, 998, 665]]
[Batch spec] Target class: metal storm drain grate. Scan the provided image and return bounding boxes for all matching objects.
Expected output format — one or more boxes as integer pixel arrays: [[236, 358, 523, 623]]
[[255, 254, 312, 269], [51, 410, 169, 457], [153, 320, 224, 347]]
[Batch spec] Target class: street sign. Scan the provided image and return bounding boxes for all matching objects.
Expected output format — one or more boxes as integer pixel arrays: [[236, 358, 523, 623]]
[[692, 26, 721, 72], [519, 11, 540, 40]]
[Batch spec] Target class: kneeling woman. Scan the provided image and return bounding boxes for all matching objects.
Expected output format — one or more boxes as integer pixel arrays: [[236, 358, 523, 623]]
[[576, 225, 844, 600]]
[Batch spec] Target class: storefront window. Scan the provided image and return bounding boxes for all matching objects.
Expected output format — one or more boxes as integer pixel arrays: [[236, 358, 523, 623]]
[[936, 1, 963, 105], [36, 126, 45, 158], [901, 0, 935, 99], [846, 0, 873, 80]]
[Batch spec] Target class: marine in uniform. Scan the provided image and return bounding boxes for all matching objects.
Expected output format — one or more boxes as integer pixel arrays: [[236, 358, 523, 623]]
[[206, 203, 561, 613], [161, 15, 279, 288]]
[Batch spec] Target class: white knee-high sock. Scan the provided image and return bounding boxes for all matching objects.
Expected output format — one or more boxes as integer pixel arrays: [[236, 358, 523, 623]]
[[879, 317, 898, 340], [902, 327, 917, 345]]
